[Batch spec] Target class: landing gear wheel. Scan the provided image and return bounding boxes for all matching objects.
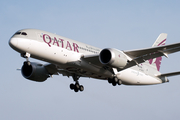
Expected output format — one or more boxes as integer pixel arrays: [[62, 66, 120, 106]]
[[114, 77, 118, 83], [70, 83, 75, 90], [74, 88, 79, 92], [79, 85, 84, 92], [27, 61, 31, 66], [108, 77, 122, 86], [112, 82, 117, 86], [70, 82, 84, 92], [75, 83, 80, 89], [117, 80, 122, 85], [23, 61, 31, 66], [108, 78, 112, 83]]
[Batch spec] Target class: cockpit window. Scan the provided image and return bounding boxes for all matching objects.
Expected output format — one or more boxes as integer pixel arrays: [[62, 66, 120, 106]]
[[21, 32, 27, 35], [15, 32, 21, 35], [14, 32, 27, 36]]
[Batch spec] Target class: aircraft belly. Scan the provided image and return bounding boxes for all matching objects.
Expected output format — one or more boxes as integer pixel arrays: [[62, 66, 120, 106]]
[[117, 68, 162, 85], [78, 60, 113, 79], [60, 60, 113, 79]]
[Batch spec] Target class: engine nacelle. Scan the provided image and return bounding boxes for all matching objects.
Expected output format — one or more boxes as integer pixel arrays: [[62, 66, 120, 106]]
[[99, 48, 128, 69], [21, 62, 50, 82]]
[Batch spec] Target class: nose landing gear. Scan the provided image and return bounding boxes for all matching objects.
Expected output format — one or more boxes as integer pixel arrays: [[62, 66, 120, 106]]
[[21, 52, 31, 66]]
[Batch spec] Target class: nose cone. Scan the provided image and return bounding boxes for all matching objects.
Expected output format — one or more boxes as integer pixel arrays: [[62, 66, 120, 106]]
[[9, 38, 18, 49]]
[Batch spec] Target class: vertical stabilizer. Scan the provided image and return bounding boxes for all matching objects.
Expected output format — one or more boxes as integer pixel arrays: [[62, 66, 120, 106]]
[[147, 33, 167, 71], [152, 33, 167, 47]]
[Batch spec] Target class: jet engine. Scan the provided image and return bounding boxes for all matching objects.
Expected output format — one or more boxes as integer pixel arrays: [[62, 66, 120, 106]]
[[21, 62, 50, 82], [99, 48, 128, 69]]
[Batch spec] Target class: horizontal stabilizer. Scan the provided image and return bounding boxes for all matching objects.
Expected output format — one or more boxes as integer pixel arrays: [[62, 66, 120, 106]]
[[156, 71, 180, 77]]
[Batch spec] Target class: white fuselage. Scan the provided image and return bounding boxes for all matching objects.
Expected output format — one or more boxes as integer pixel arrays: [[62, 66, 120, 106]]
[[9, 29, 166, 85]]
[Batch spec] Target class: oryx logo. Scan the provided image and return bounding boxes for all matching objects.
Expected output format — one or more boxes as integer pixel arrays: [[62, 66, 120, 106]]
[[148, 39, 166, 71]]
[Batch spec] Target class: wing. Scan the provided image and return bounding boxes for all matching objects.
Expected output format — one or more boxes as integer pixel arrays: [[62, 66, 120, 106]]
[[44, 62, 108, 79], [123, 42, 180, 68], [44, 63, 79, 77], [82, 42, 180, 71]]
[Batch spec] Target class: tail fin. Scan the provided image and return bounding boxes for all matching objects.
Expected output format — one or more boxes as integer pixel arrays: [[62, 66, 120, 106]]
[[147, 33, 167, 71], [152, 33, 167, 47]]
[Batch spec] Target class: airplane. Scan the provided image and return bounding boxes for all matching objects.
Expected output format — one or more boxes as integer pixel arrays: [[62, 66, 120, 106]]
[[9, 29, 180, 92]]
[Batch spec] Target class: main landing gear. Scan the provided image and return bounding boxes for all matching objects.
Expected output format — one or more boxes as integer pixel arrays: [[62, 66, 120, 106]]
[[108, 77, 122, 86], [70, 74, 84, 92]]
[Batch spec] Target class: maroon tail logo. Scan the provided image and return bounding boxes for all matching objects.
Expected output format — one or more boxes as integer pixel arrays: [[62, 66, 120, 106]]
[[148, 39, 166, 71]]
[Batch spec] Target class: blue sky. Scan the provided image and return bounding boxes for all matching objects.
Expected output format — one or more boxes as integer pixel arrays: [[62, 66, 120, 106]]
[[1, 0, 180, 120]]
